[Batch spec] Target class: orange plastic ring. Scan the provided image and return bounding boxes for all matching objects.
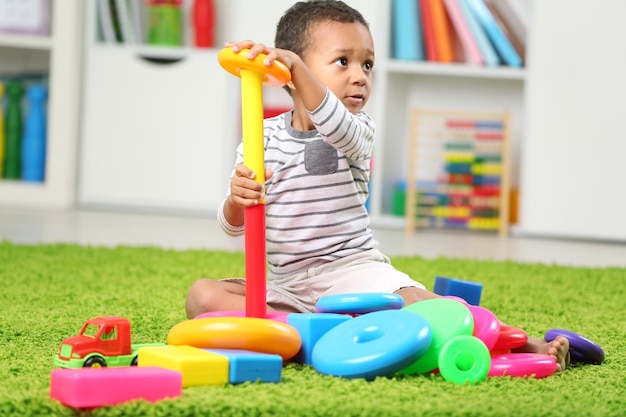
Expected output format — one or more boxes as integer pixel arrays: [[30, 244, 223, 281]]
[[218, 47, 291, 87], [167, 317, 301, 361]]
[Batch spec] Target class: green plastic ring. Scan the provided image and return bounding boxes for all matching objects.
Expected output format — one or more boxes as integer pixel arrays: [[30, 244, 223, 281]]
[[438, 335, 491, 384]]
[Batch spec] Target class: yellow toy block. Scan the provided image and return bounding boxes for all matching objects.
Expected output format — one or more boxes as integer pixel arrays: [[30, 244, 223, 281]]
[[138, 345, 228, 387]]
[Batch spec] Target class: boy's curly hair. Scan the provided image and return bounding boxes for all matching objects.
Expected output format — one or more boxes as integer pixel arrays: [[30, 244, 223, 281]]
[[275, 0, 370, 60]]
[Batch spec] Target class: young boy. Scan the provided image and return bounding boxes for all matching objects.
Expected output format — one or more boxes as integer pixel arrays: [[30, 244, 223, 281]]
[[186, 0, 570, 371]]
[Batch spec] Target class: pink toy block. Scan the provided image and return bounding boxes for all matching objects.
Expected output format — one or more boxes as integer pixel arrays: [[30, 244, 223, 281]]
[[50, 367, 182, 409]]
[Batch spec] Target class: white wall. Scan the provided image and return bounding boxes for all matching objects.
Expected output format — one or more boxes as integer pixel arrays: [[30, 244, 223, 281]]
[[518, 0, 626, 241]]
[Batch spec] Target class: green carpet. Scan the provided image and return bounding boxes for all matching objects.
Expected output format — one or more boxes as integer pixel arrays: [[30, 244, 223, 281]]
[[1, 241, 624, 416]]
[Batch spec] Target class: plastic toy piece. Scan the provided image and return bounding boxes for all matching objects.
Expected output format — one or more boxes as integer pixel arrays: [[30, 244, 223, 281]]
[[312, 310, 432, 380], [0, 82, 5, 176], [3, 80, 24, 179], [400, 298, 474, 375], [147, 2, 183, 46], [491, 324, 528, 352], [21, 84, 47, 182], [206, 349, 283, 384], [50, 366, 182, 408], [544, 328, 605, 365], [467, 305, 500, 351], [54, 316, 165, 369], [167, 317, 301, 361], [287, 313, 352, 365], [218, 47, 291, 319], [138, 345, 229, 387], [192, 0, 215, 47], [315, 293, 404, 314], [194, 309, 290, 323], [434, 276, 483, 305], [488, 353, 556, 378], [438, 335, 491, 384]]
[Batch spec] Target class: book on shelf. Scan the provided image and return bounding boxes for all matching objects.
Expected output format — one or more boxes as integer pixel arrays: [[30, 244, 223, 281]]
[[485, 0, 526, 61], [420, 0, 439, 61], [442, 0, 483, 66], [465, 0, 522, 67], [429, 0, 454, 63], [488, 0, 528, 47], [390, 0, 527, 68], [114, 0, 136, 44], [457, 0, 499, 66], [392, 0, 425, 61], [97, 0, 116, 43]]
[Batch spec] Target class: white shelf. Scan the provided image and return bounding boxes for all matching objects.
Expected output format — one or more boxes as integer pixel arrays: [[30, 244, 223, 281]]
[[385, 60, 526, 81], [77, 0, 238, 215], [367, 0, 527, 232], [0, 1, 83, 210], [0, 33, 52, 50]]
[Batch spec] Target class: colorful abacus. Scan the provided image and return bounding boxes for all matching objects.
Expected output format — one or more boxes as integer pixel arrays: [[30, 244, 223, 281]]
[[405, 109, 511, 237]]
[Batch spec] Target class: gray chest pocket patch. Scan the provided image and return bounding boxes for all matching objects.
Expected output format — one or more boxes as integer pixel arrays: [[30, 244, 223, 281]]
[[304, 140, 338, 175]]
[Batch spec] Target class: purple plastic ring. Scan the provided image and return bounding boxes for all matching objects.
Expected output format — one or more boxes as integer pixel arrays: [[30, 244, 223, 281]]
[[544, 328, 604, 365]]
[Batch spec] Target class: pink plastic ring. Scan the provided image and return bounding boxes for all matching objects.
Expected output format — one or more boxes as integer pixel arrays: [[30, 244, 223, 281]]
[[488, 353, 557, 378], [194, 310, 290, 324]]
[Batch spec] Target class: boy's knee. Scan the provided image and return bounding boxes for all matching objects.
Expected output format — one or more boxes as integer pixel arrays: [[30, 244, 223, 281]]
[[185, 279, 217, 318], [394, 286, 439, 306]]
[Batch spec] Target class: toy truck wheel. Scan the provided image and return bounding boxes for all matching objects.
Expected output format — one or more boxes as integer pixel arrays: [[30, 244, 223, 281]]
[[83, 356, 107, 368], [131, 356, 138, 366]]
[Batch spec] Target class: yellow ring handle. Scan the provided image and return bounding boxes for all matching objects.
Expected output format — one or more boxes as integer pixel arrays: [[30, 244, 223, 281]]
[[218, 47, 291, 87]]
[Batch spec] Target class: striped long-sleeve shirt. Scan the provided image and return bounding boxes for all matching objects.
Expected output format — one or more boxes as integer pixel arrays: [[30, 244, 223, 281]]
[[218, 89, 379, 279]]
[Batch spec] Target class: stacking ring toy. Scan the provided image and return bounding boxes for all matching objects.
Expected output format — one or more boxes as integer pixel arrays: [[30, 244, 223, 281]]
[[167, 317, 301, 361], [400, 298, 474, 375], [312, 310, 432, 380], [488, 353, 556, 378], [315, 293, 404, 314], [544, 328, 605, 365], [438, 335, 491, 385], [194, 310, 291, 324], [468, 305, 500, 351], [492, 324, 528, 351], [218, 47, 291, 319]]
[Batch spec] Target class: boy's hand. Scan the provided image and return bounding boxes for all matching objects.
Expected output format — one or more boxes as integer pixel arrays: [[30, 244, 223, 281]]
[[229, 164, 273, 207], [225, 40, 299, 74]]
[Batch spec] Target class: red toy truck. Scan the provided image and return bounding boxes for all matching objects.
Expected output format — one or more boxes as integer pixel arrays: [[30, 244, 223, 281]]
[[54, 316, 164, 368]]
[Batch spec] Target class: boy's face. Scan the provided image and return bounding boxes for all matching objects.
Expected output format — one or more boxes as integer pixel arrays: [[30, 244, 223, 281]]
[[303, 21, 374, 115]]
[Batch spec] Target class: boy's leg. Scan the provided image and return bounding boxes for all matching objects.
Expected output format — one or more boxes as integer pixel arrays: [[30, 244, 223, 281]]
[[513, 336, 570, 372], [185, 278, 249, 318], [395, 286, 440, 304], [397, 286, 571, 372]]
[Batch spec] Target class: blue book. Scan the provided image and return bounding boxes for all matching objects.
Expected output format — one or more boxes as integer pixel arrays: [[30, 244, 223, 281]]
[[458, 0, 499, 66], [392, 0, 424, 60], [465, 0, 522, 67]]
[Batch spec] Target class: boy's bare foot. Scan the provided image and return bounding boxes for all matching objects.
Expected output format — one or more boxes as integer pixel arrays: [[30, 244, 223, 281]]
[[512, 336, 570, 372]]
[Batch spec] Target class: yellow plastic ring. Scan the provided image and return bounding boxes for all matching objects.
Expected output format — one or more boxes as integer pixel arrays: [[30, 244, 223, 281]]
[[167, 317, 301, 361], [218, 47, 291, 87]]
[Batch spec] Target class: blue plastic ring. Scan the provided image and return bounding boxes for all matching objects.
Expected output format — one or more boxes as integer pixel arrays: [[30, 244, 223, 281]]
[[315, 293, 404, 314], [311, 309, 431, 380]]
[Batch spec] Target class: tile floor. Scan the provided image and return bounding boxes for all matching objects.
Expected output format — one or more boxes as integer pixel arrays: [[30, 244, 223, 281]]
[[1, 208, 625, 268]]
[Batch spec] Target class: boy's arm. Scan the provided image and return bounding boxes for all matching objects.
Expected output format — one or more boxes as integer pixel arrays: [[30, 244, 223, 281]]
[[217, 197, 245, 236], [308, 89, 375, 161]]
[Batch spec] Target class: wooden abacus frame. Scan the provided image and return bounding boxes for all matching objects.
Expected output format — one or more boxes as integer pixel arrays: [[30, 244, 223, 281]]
[[405, 108, 511, 238]]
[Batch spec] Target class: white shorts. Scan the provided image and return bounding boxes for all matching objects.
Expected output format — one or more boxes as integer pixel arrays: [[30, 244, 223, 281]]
[[222, 249, 425, 313]]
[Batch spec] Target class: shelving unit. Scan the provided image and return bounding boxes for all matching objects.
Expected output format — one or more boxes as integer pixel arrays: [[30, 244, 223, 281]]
[[368, 0, 528, 231], [77, 0, 239, 215], [0, 1, 83, 209]]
